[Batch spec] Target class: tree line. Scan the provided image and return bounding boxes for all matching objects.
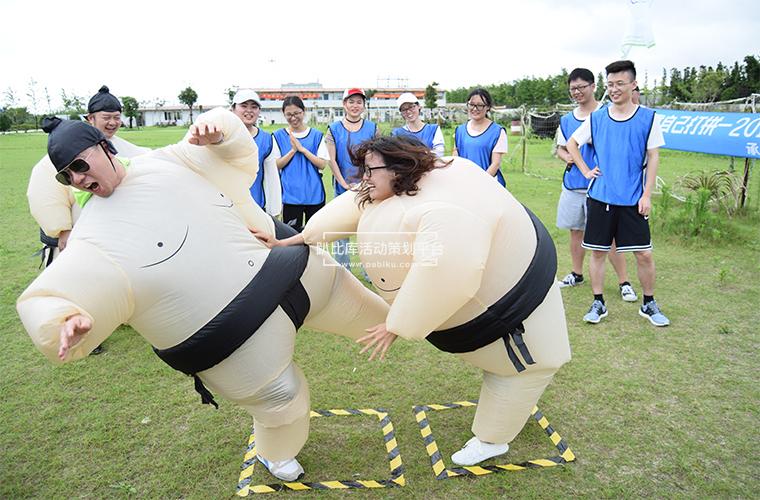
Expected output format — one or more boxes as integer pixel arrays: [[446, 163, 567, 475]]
[[3, 55, 758, 132], [446, 54, 760, 107], [0, 85, 198, 132]]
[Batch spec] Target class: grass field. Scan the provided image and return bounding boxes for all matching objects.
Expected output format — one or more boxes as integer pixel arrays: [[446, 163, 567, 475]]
[[1, 124, 758, 498]]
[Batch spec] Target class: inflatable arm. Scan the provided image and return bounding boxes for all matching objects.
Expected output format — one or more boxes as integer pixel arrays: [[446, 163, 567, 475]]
[[16, 240, 134, 364], [27, 156, 75, 238], [154, 107, 274, 234], [171, 107, 259, 179], [386, 205, 493, 340], [302, 190, 362, 244]]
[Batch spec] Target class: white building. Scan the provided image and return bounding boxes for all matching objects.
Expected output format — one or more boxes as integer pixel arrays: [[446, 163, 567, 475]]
[[136, 84, 447, 127], [256, 84, 447, 125], [138, 104, 223, 127]]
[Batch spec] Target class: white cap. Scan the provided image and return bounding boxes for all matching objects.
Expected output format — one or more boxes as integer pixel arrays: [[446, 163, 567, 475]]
[[396, 92, 419, 109], [342, 88, 366, 100], [232, 89, 261, 106]]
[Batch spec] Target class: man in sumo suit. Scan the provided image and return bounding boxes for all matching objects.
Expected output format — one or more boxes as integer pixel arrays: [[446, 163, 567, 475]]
[[16, 108, 389, 481]]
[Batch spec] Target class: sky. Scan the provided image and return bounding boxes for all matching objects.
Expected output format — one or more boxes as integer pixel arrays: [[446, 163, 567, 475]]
[[0, 0, 757, 111]]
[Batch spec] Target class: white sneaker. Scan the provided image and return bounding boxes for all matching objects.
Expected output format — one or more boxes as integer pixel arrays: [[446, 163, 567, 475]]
[[257, 455, 305, 481], [451, 436, 509, 466], [620, 283, 638, 302], [558, 272, 584, 288]]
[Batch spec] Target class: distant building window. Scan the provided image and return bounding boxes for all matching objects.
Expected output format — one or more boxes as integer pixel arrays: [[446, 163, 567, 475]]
[[323, 93, 329, 100]]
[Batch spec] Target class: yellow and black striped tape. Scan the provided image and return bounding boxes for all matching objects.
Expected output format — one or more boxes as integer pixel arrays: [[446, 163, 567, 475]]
[[236, 408, 405, 495], [412, 400, 575, 480]]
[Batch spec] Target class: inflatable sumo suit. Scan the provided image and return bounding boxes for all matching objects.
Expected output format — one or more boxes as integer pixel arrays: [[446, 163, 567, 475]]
[[27, 135, 149, 265], [302, 157, 572, 444], [16, 108, 389, 461]]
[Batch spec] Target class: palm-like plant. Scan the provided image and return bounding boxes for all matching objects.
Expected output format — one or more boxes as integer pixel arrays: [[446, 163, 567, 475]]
[[677, 170, 741, 214]]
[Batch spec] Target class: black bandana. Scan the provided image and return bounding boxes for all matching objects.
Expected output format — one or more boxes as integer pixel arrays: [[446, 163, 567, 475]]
[[87, 85, 122, 113]]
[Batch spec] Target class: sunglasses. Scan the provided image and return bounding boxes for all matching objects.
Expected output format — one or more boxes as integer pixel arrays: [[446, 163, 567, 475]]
[[55, 143, 103, 186]]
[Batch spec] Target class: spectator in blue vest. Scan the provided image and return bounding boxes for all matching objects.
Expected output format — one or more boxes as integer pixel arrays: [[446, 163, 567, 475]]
[[325, 88, 378, 272], [391, 92, 444, 157], [567, 60, 669, 327], [231, 89, 282, 217], [555, 68, 635, 302], [274, 96, 326, 232], [452, 88, 508, 187]]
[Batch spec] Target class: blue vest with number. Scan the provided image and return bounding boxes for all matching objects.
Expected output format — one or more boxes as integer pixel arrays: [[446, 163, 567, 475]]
[[329, 120, 377, 195], [588, 106, 656, 206], [274, 128, 325, 205], [392, 123, 439, 149], [559, 112, 594, 191], [250, 130, 273, 208], [454, 121, 506, 187]]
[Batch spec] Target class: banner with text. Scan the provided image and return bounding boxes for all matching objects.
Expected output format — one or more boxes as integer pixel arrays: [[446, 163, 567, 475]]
[[654, 109, 760, 159]]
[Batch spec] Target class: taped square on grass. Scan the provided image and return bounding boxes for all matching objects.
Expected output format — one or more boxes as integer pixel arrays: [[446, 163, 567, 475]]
[[413, 400, 575, 479], [236, 408, 405, 495]]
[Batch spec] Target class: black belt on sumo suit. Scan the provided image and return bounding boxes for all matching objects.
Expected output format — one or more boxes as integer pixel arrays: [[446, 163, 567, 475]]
[[426, 206, 557, 372], [36, 228, 58, 268], [154, 218, 311, 408]]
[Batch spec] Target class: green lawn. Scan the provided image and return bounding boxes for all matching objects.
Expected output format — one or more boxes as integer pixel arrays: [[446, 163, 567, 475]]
[[1, 125, 758, 498]]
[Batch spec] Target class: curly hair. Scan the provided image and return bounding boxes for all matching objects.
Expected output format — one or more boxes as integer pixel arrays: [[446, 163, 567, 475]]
[[348, 135, 450, 207]]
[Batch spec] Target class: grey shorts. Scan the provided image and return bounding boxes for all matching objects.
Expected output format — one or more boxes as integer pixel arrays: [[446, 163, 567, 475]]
[[556, 188, 587, 230]]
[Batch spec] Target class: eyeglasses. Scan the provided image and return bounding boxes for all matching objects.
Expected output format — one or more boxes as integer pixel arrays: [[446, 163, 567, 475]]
[[466, 103, 487, 111], [606, 80, 632, 90], [285, 110, 304, 119], [363, 165, 392, 178], [55, 143, 102, 185], [569, 83, 592, 94], [399, 105, 418, 113]]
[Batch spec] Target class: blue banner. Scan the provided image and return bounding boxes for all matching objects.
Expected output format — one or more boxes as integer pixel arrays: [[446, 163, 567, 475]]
[[654, 108, 760, 159]]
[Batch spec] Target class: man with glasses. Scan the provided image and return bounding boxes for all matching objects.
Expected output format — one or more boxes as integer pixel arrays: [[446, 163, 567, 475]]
[[26, 85, 148, 354], [554, 68, 635, 303], [566, 60, 669, 327], [28, 85, 148, 260]]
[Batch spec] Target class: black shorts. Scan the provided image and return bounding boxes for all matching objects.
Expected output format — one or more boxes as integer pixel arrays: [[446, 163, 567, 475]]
[[582, 197, 651, 252]]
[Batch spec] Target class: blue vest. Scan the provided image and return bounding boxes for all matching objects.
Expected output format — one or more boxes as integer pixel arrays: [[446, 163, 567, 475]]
[[328, 120, 377, 195], [559, 112, 594, 191], [588, 106, 656, 206], [274, 128, 325, 205], [392, 123, 439, 150], [454, 122, 506, 187], [250, 130, 273, 208]]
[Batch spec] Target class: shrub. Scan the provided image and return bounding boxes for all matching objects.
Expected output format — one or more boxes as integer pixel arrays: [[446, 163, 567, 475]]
[[677, 170, 742, 214]]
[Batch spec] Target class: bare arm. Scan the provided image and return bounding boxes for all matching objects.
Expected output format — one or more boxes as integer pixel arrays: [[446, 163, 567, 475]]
[[486, 151, 503, 177], [556, 145, 574, 164], [567, 138, 599, 179], [639, 148, 659, 216], [326, 140, 350, 189], [275, 147, 297, 169], [291, 131, 327, 170], [251, 229, 304, 248]]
